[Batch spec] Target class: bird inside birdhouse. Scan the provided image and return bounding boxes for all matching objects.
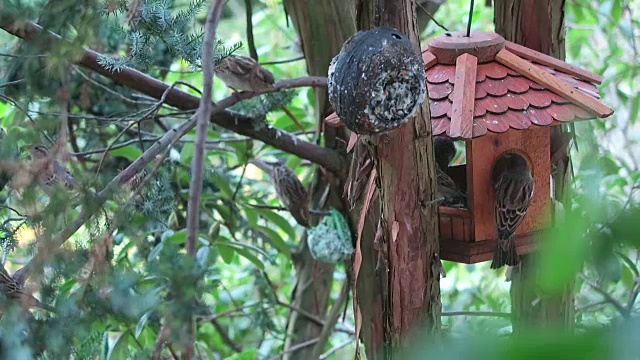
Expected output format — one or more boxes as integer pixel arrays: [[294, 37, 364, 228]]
[[325, 30, 614, 266]]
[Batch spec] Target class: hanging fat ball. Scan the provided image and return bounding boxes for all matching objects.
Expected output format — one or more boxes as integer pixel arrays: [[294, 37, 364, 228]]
[[0, 265, 55, 312], [433, 135, 456, 171], [307, 208, 354, 263], [214, 55, 275, 92], [250, 159, 310, 228], [328, 27, 427, 135], [28, 144, 78, 194], [490, 153, 534, 269]]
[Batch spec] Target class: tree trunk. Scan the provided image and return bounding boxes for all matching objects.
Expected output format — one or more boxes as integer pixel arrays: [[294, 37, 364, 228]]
[[354, 0, 440, 356], [281, 1, 355, 358], [494, 0, 575, 333]]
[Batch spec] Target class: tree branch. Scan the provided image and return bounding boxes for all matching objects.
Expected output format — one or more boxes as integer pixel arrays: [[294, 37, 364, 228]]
[[0, 18, 344, 174], [184, 1, 225, 358]]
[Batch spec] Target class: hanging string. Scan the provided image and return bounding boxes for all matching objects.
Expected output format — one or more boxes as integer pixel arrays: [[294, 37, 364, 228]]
[[466, 0, 475, 37]]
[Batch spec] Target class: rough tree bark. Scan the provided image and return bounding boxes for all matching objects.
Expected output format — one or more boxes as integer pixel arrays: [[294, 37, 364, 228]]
[[280, 1, 355, 359], [354, 0, 440, 357], [494, 0, 575, 333]]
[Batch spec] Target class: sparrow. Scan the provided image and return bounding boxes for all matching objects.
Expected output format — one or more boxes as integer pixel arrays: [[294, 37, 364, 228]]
[[214, 55, 275, 92], [433, 136, 467, 208], [0, 265, 55, 312], [490, 153, 534, 269], [28, 144, 78, 194], [436, 167, 467, 208], [250, 159, 310, 228]]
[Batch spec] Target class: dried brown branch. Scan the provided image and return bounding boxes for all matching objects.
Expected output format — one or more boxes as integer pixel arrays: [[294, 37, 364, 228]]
[[0, 18, 344, 174], [184, 3, 225, 358]]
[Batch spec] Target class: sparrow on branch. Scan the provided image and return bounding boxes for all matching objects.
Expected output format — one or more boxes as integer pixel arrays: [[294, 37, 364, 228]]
[[491, 153, 534, 269], [0, 265, 55, 312], [28, 144, 78, 194], [214, 55, 275, 92], [250, 159, 310, 228]]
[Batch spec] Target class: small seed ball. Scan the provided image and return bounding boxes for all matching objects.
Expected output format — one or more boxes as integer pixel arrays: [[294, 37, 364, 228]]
[[328, 27, 427, 135]]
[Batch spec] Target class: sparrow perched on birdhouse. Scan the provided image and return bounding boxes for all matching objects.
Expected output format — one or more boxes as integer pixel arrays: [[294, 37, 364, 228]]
[[491, 153, 534, 269], [214, 55, 275, 92], [433, 136, 467, 208], [0, 265, 55, 312], [250, 159, 310, 228], [328, 27, 427, 135], [28, 144, 78, 194]]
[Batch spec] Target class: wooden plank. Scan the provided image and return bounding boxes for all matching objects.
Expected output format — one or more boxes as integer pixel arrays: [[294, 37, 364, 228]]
[[448, 53, 477, 139], [422, 51, 437, 70], [496, 49, 613, 118], [505, 41, 603, 84], [440, 231, 540, 264]]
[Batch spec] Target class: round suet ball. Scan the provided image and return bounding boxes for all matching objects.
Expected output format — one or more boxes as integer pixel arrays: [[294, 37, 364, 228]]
[[328, 27, 427, 135]]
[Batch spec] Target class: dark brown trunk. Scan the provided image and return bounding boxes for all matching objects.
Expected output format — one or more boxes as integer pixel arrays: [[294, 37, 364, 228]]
[[281, 1, 355, 358], [354, 0, 440, 356], [494, 0, 575, 333]]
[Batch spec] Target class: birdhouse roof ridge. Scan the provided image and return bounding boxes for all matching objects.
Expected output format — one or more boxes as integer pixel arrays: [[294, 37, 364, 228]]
[[324, 30, 614, 140]]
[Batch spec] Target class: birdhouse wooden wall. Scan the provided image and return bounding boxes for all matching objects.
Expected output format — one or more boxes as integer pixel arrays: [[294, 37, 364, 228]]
[[438, 128, 551, 264]]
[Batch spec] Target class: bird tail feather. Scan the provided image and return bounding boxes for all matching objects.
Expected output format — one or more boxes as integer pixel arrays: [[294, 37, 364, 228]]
[[490, 237, 519, 269]]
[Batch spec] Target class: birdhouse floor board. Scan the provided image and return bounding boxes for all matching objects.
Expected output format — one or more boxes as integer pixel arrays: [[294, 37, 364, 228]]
[[440, 231, 539, 264]]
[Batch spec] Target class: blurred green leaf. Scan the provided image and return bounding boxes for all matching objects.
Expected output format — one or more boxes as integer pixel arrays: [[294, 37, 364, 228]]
[[110, 145, 143, 162], [256, 225, 291, 258]]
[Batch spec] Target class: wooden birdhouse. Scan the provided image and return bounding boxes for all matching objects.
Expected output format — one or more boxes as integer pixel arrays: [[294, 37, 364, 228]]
[[325, 31, 614, 264]]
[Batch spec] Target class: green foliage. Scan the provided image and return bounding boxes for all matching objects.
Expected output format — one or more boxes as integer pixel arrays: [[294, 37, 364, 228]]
[[0, 0, 638, 358]]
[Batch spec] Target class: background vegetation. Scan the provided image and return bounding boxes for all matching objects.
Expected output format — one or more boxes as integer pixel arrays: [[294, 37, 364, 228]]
[[0, 0, 638, 359]]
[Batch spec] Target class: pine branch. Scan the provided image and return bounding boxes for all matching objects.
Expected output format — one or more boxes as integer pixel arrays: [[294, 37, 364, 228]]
[[0, 18, 344, 174]]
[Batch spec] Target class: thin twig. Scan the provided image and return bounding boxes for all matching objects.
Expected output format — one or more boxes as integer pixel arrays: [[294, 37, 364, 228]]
[[311, 279, 350, 359], [416, 1, 449, 32], [244, 0, 258, 61], [282, 107, 311, 141], [211, 318, 242, 352], [441, 311, 511, 318], [96, 80, 190, 174], [586, 282, 629, 318], [269, 338, 319, 360], [247, 203, 330, 216], [261, 56, 305, 66], [319, 338, 353, 360]]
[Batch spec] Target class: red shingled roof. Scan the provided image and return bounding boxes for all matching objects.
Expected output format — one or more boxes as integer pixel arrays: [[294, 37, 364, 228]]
[[325, 31, 614, 140]]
